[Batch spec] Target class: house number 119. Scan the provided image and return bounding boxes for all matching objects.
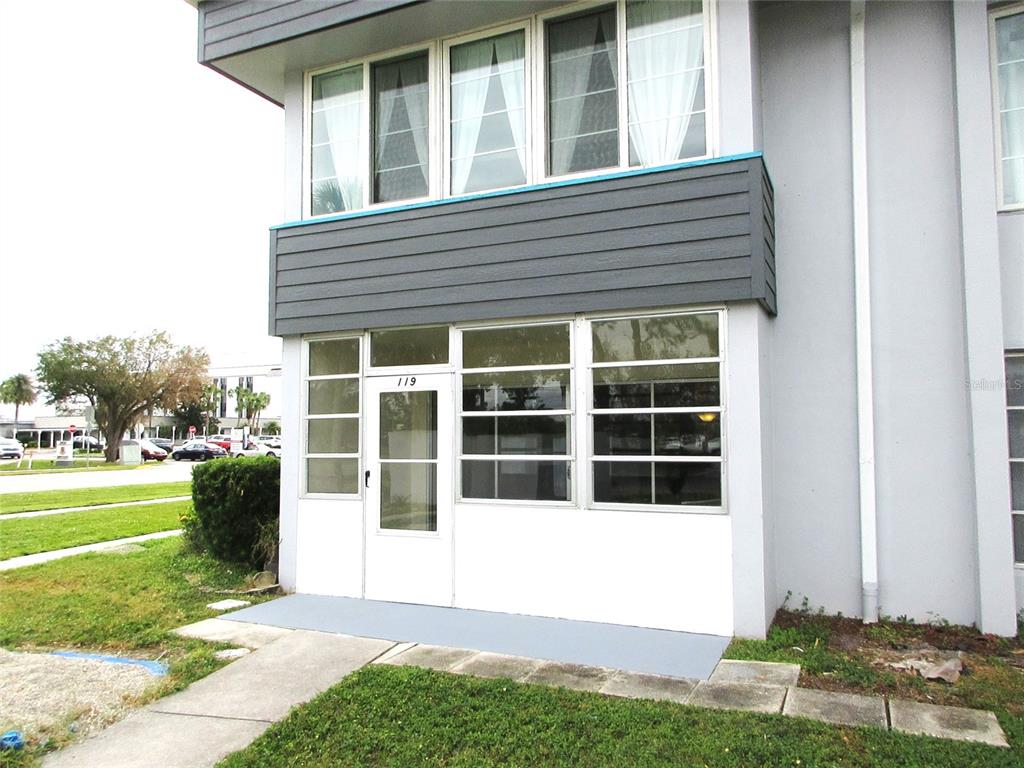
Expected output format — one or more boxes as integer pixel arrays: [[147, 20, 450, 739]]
[[396, 376, 417, 387]]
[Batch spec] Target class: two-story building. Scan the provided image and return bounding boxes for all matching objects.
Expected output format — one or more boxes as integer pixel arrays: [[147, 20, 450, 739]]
[[192, 0, 1023, 638]]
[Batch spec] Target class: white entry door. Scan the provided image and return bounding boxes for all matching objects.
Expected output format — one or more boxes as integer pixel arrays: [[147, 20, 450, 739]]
[[364, 372, 454, 606]]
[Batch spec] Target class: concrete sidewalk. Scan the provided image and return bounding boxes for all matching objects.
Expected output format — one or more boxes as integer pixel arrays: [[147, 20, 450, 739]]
[[0, 530, 182, 571], [42, 630, 394, 768]]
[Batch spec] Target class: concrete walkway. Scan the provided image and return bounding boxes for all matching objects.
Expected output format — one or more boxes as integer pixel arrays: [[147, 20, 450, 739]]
[[0, 530, 181, 571], [1, 496, 191, 520], [42, 630, 394, 768], [39, 618, 1009, 766], [0, 460, 194, 493]]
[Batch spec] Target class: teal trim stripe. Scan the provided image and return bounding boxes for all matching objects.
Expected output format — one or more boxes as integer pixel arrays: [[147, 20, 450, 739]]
[[271, 152, 763, 230]]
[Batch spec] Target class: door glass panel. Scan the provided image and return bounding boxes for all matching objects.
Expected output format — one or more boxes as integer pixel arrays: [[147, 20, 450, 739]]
[[380, 391, 438, 459], [379, 390, 438, 532], [371, 327, 449, 367], [381, 462, 437, 531]]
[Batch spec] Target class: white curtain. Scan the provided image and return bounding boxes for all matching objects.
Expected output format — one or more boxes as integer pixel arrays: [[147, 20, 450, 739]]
[[450, 40, 493, 195], [549, 14, 604, 176], [400, 59, 431, 190], [493, 32, 526, 175], [375, 58, 429, 192], [627, 0, 704, 167], [318, 66, 364, 210]]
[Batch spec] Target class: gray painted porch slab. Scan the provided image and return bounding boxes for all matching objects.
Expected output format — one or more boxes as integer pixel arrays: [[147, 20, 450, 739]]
[[222, 594, 730, 681]]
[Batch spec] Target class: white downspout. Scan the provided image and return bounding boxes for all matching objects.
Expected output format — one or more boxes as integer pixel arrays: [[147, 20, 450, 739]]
[[850, 0, 879, 623]]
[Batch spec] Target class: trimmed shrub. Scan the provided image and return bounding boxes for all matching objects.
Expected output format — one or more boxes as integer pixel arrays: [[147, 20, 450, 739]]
[[190, 457, 280, 568]]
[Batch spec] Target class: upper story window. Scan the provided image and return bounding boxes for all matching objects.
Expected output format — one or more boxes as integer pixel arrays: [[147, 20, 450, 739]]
[[992, 5, 1024, 210], [449, 29, 528, 195], [305, 0, 711, 218]]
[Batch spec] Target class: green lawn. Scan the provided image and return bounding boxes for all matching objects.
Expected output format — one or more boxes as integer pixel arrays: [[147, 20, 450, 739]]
[[0, 537, 274, 760], [0, 501, 187, 559], [217, 664, 1018, 768], [0, 481, 192, 515]]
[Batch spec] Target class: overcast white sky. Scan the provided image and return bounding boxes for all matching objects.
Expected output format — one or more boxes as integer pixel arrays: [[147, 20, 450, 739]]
[[0, 0, 283, 418]]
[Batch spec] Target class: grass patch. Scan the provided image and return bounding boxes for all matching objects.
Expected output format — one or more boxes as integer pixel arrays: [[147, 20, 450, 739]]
[[724, 610, 1024, 761], [0, 537, 274, 759], [217, 664, 1018, 768], [0, 482, 192, 515], [0, 501, 188, 559]]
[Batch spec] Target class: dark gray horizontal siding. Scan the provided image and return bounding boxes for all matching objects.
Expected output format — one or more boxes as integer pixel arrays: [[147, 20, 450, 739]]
[[269, 156, 777, 336], [199, 0, 422, 62]]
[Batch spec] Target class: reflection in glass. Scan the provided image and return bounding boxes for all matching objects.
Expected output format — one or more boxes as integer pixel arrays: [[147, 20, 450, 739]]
[[307, 458, 359, 494], [463, 324, 570, 368], [307, 418, 359, 454], [1012, 513, 1023, 563], [308, 380, 359, 415], [593, 461, 720, 505], [308, 338, 360, 376], [654, 413, 721, 456], [381, 462, 437, 531], [462, 415, 568, 455], [593, 363, 719, 408], [461, 459, 569, 501], [370, 327, 448, 367], [380, 391, 437, 459], [593, 414, 650, 455], [1011, 462, 1023, 510], [1009, 411, 1024, 459], [592, 314, 718, 362], [1007, 356, 1024, 407], [462, 370, 570, 411]]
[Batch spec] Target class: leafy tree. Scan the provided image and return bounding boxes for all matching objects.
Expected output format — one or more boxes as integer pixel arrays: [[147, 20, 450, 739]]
[[262, 420, 280, 436], [0, 373, 36, 425], [36, 333, 209, 462]]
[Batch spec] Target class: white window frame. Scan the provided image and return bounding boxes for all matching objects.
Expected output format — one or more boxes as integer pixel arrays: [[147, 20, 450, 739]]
[[585, 306, 727, 515], [302, 0, 716, 220], [456, 318, 576, 506], [990, 3, 1024, 212], [1008, 350, 1024, 566], [304, 42, 441, 219], [533, 0, 716, 183], [443, 19, 535, 199], [301, 333, 363, 498]]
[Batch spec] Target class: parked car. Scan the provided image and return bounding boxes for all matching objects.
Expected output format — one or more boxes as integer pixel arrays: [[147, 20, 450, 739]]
[[207, 434, 232, 450], [256, 436, 281, 450], [148, 437, 174, 453], [233, 440, 281, 459], [137, 439, 168, 462], [72, 435, 104, 451], [171, 440, 228, 462], [0, 438, 24, 459]]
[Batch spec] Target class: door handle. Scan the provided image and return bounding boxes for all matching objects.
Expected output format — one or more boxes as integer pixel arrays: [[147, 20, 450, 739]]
[[365, 469, 371, 488]]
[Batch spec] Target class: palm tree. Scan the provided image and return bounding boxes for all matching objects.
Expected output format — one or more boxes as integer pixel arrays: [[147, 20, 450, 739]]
[[200, 383, 222, 436], [248, 392, 271, 433], [0, 373, 36, 425]]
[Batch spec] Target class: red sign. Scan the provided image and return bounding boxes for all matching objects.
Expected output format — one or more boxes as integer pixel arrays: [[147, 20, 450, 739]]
[[188, 426, 197, 434], [69, 425, 77, 435]]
